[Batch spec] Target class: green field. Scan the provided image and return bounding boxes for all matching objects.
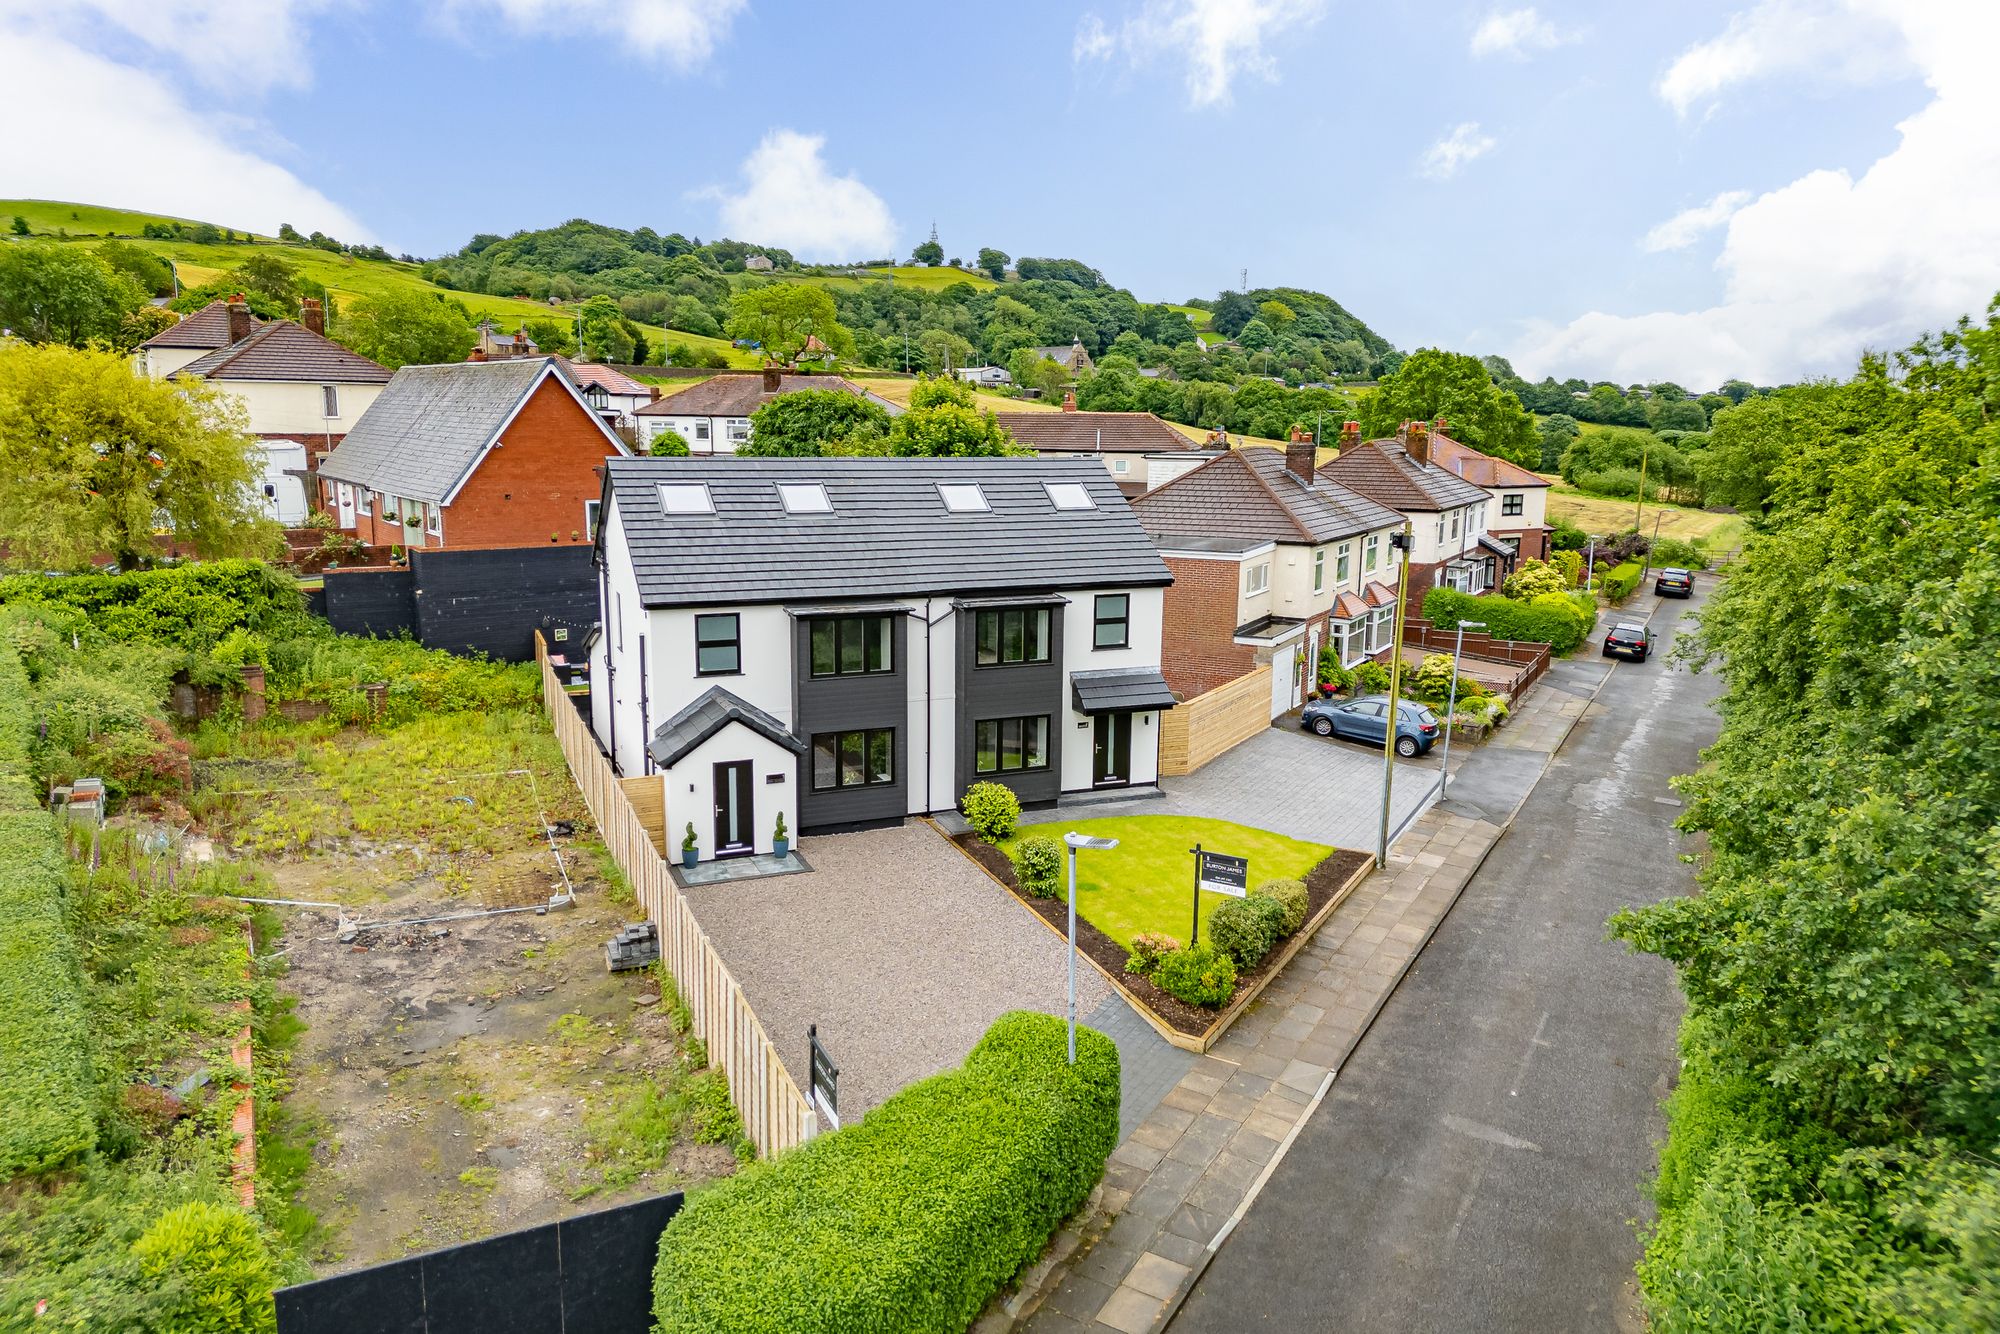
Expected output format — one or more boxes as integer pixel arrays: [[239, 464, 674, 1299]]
[[997, 814, 1331, 949], [1545, 485, 1748, 550], [774, 264, 997, 294], [3, 199, 761, 368]]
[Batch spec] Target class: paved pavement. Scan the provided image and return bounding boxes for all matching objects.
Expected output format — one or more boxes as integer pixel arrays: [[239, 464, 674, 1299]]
[[1169, 587, 1720, 1332]]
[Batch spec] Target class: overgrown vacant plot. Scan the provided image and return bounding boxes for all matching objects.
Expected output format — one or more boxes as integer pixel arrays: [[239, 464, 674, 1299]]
[[1544, 485, 1746, 548], [998, 814, 1331, 948]]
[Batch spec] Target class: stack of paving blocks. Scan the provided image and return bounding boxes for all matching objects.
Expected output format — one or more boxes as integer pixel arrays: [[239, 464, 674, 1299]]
[[605, 921, 660, 973]]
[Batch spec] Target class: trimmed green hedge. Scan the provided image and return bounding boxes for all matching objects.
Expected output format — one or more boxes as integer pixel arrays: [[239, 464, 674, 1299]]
[[1422, 586, 1595, 654], [0, 642, 96, 1178], [1602, 561, 1644, 602], [0, 561, 305, 651], [653, 1011, 1119, 1334]]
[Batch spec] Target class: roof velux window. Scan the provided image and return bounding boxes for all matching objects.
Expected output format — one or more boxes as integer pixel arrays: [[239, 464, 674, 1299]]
[[938, 483, 990, 513], [1045, 481, 1094, 510], [657, 483, 714, 514], [778, 482, 831, 513]]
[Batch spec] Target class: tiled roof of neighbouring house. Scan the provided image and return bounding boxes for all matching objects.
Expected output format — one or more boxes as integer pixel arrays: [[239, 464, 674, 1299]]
[[550, 357, 650, 397], [136, 299, 261, 350], [317, 357, 623, 504], [1134, 445, 1404, 547], [176, 320, 393, 385], [605, 456, 1171, 608], [1425, 433, 1551, 490], [633, 373, 902, 419], [994, 411, 1196, 456], [1316, 437, 1493, 513]]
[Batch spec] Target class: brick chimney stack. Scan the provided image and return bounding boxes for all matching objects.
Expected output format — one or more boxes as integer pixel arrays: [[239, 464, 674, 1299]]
[[225, 293, 251, 344], [761, 366, 782, 393], [1433, 416, 1449, 438], [1408, 419, 1432, 466], [1061, 388, 1077, 412], [300, 298, 323, 336], [1338, 420, 1361, 451], [1284, 424, 1316, 483], [467, 347, 488, 362], [512, 331, 528, 357]]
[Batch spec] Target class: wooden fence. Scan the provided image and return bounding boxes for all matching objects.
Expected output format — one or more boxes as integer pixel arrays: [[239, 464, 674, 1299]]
[[1399, 620, 1553, 699], [534, 636, 817, 1157], [1159, 664, 1273, 777]]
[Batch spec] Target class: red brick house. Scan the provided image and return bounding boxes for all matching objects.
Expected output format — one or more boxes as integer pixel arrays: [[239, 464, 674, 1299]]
[[315, 357, 630, 551], [1132, 432, 1406, 717], [1419, 423, 1553, 563]]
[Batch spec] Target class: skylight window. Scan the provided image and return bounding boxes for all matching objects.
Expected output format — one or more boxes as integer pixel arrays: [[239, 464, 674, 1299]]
[[938, 483, 990, 513], [778, 482, 831, 514], [657, 483, 714, 514], [1045, 482, 1095, 511]]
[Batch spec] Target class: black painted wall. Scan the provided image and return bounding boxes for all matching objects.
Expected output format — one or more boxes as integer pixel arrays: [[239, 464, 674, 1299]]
[[321, 567, 415, 640], [274, 1191, 681, 1334], [793, 613, 908, 832], [955, 603, 1066, 806], [319, 547, 598, 663]]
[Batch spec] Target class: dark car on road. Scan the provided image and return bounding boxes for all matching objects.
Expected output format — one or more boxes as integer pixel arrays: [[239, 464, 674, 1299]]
[[1655, 566, 1694, 597], [1300, 694, 1440, 757], [1603, 622, 1654, 662]]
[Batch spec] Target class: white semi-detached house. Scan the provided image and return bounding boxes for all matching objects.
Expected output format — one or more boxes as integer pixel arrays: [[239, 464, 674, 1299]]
[[589, 457, 1174, 862], [631, 369, 903, 455], [1318, 420, 1504, 593]]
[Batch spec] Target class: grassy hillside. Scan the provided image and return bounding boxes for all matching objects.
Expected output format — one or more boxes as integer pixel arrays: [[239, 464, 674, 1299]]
[[776, 265, 997, 294], [850, 374, 1046, 415], [2, 199, 760, 369], [1545, 485, 1746, 549]]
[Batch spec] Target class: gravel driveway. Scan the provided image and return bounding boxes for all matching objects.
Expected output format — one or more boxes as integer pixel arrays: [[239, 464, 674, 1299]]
[[682, 822, 1111, 1120]]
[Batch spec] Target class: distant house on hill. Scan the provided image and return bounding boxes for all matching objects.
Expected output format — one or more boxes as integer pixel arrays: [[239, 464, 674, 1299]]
[[473, 319, 539, 360], [954, 365, 1013, 387], [743, 254, 774, 272], [1027, 338, 1094, 375], [633, 369, 902, 454]]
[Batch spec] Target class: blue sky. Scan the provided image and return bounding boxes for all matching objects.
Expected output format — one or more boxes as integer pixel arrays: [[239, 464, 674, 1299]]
[[4, 1, 1996, 387]]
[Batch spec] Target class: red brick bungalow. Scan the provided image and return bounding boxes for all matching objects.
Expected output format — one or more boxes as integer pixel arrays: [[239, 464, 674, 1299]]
[[314, 356, 630, 551]]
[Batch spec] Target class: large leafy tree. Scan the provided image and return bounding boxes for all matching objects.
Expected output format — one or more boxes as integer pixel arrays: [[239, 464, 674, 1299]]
[[883, 375, 1020, 457], [726, 284, 853, 365], [741, 390, 890, 457], [0, 244, 145, 346], [0, 344, 277, 569], [578, 294, 633, 363], [1358, 347, 1537, 465], [1609, 300, 2000, 1329], [976, 247, 1009, 281], [334, 289, 475, 368]]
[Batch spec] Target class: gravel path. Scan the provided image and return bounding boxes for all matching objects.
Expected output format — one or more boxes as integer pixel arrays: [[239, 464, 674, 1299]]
[[682, 821, 1111, 1119]]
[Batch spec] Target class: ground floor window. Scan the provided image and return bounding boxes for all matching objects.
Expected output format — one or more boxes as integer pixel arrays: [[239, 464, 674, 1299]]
[[812, 728, 895, 791], [1335, 617, 1366, 668], [975, 716, 1050, 774], [1367, 604, 1396, 653]]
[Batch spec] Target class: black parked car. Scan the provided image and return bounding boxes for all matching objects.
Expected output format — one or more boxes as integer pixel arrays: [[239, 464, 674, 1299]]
[[1655, 567, 1694, 597], [1603, 623, 1654, 662], [1299, 694, 1440, 757]]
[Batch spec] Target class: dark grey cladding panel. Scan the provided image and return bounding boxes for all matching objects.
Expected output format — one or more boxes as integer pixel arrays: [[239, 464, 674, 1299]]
[[954, 603, 1065, 807], [608, 456, 1172, 608], [794, 614, 909, 830]]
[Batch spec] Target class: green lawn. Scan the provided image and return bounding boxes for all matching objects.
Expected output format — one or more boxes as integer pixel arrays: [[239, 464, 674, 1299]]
[[996, 814, 1331, 949]]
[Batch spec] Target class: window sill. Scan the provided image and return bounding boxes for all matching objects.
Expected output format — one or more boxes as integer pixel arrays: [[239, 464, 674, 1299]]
[[973, 660, 1053, 670], [694, 668, 744, 678]]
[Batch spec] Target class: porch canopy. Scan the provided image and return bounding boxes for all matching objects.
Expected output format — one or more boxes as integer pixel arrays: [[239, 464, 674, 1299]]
[[1070, 667, 1176, 714]]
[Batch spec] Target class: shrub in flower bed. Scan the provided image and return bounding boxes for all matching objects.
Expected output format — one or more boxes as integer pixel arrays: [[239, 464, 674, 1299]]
[[961, 781, 1021, 842], [1354, 661, 1392, 695], [1123, 931, 1181, 976], [1010, 835, 1062, 897], [1207, 894, 1288, 970], [652, 1011, 1119, 1334], [1602, 561, 1644, 602], [1252, 878, 1308, 936], [1152, 944, 1237, 1007]]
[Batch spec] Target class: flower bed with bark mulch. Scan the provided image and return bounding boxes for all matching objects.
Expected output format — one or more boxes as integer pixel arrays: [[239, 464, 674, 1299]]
[[952, 831, 1372, 1039]]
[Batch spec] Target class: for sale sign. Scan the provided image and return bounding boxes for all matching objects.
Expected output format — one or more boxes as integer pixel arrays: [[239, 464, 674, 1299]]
[[1198, 851, 1249, 897]]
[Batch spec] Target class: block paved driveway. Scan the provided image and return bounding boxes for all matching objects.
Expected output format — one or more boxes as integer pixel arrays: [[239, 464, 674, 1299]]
[[684, 822, 1133, 1122]]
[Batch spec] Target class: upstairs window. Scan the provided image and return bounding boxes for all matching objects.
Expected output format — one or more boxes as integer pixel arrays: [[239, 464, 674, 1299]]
[[321, 385, 338, 417], [695, 613, 740, 676], [810, 616, 894, 676], [939, 483, 990, 513], [778, 483, 831, 513], [1312, 548, 1326, 593], [1045, 481, 1094, 510], [1244, 561, 1270, 595], [1364, 533, 1381, 571], [1335, 541, 1352, 585], [1502, 492, 1524, 517], [975, 607, 1050, 665], [1093, 594, 1129, 650], [658, 483, 714, 514]]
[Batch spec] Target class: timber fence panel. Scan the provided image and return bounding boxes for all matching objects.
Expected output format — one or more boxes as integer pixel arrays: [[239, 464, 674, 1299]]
[[1159, 665, 1275, 776], [534, 636, 815, 1157]]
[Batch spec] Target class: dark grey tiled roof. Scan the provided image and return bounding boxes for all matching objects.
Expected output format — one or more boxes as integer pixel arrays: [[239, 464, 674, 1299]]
[[1071, 667, 1176, 713], [648, 685, 804, 767], [1134, 446, 1404, 546], [319, 358, 619, 504], [1317, 438, 1491, 513], [606, 457, 1172, 608]]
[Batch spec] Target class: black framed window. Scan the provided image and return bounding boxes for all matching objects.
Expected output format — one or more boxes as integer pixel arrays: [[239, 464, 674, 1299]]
[[974, 716, 1051, 774], [1093, 594, 1129, 650], [1502, 492, 1524, 516], [809, 615, 894, 677], [694, 614, 739, 675], [974, 607, 1051, 666], [811, 728, 895, 790]]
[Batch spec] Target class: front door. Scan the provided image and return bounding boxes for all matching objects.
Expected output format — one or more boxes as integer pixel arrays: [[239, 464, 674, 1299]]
[[712, 760, 753, 857], [1092, 712, 1131, 787], [335, 482, 355, 528]]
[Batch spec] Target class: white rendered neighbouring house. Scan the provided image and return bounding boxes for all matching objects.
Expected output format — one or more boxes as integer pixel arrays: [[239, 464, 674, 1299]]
[[631, 369, 903, 455], [589, 457, 1175, 862]]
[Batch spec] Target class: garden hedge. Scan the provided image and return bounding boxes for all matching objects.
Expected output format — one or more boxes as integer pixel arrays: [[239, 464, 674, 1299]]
[[1602, 561, 1644, 602], [0, 560, 305, 651], [0, 642, 96, 1178], [1422, 586, 1595, 654], [652, 1011, 1119, 1334]]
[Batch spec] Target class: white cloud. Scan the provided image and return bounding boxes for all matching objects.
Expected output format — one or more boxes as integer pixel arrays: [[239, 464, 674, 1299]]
[[1419, 122, 1496, 180], [1470, 8, 1577, 59], [1658, 0, 1911, 117], [0, 14, 370, 240], [1640, 190, 1752, 252], [1073, 0, 1328, 109], [441, 0, 745, 69], [1513, 1, 2000, 387], [700, 130, 896, 261], [0, 0, 336, 94]]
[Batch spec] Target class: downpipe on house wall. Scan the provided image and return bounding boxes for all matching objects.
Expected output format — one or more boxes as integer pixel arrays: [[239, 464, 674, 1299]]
[[920, 599, 958, 815]]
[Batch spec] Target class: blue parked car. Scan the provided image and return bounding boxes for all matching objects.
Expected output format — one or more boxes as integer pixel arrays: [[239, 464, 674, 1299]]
[[1300, 694, 1440, 757]]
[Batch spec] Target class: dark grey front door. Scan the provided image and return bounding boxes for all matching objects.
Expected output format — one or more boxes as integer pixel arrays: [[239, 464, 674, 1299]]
[[713, 760, 753, 857], [1092, 712, 1131, 787]]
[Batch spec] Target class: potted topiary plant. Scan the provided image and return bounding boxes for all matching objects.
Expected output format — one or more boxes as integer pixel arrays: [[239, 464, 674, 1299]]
[[772, 811, 789, 858], [681, 821, 699, 870]]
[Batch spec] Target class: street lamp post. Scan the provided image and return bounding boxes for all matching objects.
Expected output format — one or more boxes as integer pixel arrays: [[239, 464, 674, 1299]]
[[1063, 832, 1120, 1064], [1439, 619, 1486, 792], [1376, 525, 1415, 865]]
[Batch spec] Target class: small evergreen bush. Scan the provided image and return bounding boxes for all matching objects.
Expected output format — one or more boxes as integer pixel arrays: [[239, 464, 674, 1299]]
[[1207, 895, 1287, 970], [1124, 932, 1181, 976], [131, 1200, 279, 1334], [1353, 661, 1392, 695], [1252, 878, 1308, 935], [1152, 944, 1237, 1007], [961, 781, 1021, 842], [1010, 836, 1062, 897]]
